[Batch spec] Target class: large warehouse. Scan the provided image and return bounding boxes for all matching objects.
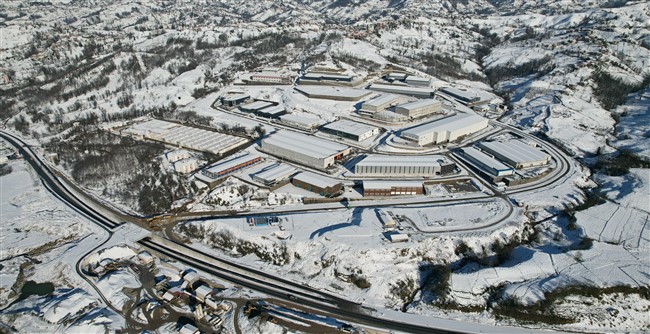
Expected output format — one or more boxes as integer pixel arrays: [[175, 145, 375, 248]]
[[292, 171, 344, 197], [200, 154, 263, 181], [363, 181, 424, 197], [300, 72, 354, 83], [239, 100, 273, 113], [394, 99, 442, 118], [251, 163, 297, 186], [320, 120, 380, 142], [439, 87, 482, 106], [401, 113, 488, 146], [261, 131, 351, 169], [295, 86, 371, 101], [478, 140, 550, 169], [368, 84, 435, 98], [354, 155, 456, 176], [457, 147, 514, 177], [360, 94, 399, 113], [279, 113, 322, 130]]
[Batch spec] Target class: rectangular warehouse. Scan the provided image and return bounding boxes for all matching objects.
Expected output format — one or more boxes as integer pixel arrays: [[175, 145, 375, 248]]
[[295, 86, 371, 101], [221, 93, 250, 107], [292, 171, 343, 197], [458, 147, 514, 177], [401, 113, 488, 146], [301, 72, 353, 83], [256, 105, 286, 119], [361, 94, 399, 112], [368, 84, 435, 98], [394, 99, 442, 118], [354, 155, 456, 176], [239, 100, 274, 113], [261, 131, 351, 169], [252, 163, 296, 185], [279, 113, 321, 130], [405, 76, 431, 87], [478, 140, 550, 169], [439, 87, 481, 105], [250, 72, 291, 84], [363, 181, 424, 197], [201, 154, 263, 180], [321, 120, 380, 142]]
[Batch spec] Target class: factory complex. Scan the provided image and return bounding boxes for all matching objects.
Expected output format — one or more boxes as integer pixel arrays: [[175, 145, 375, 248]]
[[478, 140, 550, 169], [320, 119, 380, 142]]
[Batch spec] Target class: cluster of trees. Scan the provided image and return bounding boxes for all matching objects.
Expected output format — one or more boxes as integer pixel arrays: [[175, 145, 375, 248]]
[[485, 55, 554, 85], [592, 70, 650, 110]]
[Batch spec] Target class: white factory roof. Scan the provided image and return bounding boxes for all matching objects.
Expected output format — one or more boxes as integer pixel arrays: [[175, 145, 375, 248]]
[[387, 72, 408, 80], [258, 105, 285, 115], [222, 93, 250, 101], [363, 180, 423, 189], [321, 120, 378, 136], [479, 140, 549, 164], [240, 100, 273, 111], [252, 71, 288, 78], [357, 155, 449, 167], [403, 113, 486, 137], [363, 94, 399, 107], [295, 86, 371, 99], [405, 75, 431, 83], [303, 72, 352, 80], [396, 98, 440, 110], [252, 164, 296, 182], [206, 153, 260, 173], [368, 84, 435, 95], [293, 171, 342, 189], [263, 131, 349, 159], [460, 147, 512, 172], [280, 113, 321, 126], [440, 87, 477, 100]]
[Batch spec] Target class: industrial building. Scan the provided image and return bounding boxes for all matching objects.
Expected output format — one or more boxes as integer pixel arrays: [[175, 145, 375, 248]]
[[279, 113, 321, 130], [255, 105, 286, 119], [354, 155, 456, 176], [385, 72, 408, 81], [394, 99, 442, 118], [295, 86, 371, 101], [174, 158, 199, 174], [292, 171, 344, 197], [261, 131, 351, 169], [400, 113, 488, 146], [300, 72, 353, 83], [239, 100, 274, 113], [122, 119, 249, 156], [320, 120, 380, 142], [200, 154, 263, 181], [251, 164, 297, 185], [221, 93, 250, 107], [249, 72, 291, 84], [439, 87, 482, 106], [405, 76, 431, 87], [363, 181, 424, 197], [360, 94, 399, 113], [478, 140, 551, 169], [457, 147, 514, 177], [368, 84, 435, 98]]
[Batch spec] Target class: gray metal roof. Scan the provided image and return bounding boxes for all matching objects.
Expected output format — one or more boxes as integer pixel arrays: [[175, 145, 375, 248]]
[[363, 94, 399, 107], [321, 120, 378, 137], [395, 98, 440, 110], [356, 155, 449, 168], [479, 140, 549, 164], [460, 147, 512, 172], [363, 180, 423, 189], [403, 113, 486, 137], [253, 164, 296, 182], [293, 171, 341, 189], [263, 131, 349, 160]]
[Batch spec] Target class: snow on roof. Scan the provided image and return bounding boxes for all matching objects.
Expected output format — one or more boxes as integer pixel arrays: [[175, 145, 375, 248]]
[[439, 87, 478, 100], [356, 155, 450, 168], [252, 71, 288, 78], [222, 93, 250, 101], [363, 180, 423, 189], [321, 119, 378, 136], [263, 131, 348, 160], [387, 72, 408, 79], [206, 154, 260, 173], [460, 147, 513, 172], [295, 86, 371, 99], [303, 72, 352, 80], [279, 113, 321, 126], [478, 140, 550, 164], [183, 271, 199, 282], [194, 285, 212, 297], [403, 113, 486, 137], [293, 171, 342, 189], [258, 105, 285, 115], [180, 324, 199, 334], [252, 164, 297, 182], [368, 84, 435, 95], [363, 94, 399, 107], [395, 98, 440, 110], [240, 100, 273, 111], [405, 75, 431, 83]]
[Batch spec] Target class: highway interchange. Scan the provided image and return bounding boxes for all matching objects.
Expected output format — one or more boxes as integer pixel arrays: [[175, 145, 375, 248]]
[[0, 117, 573, 333]]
